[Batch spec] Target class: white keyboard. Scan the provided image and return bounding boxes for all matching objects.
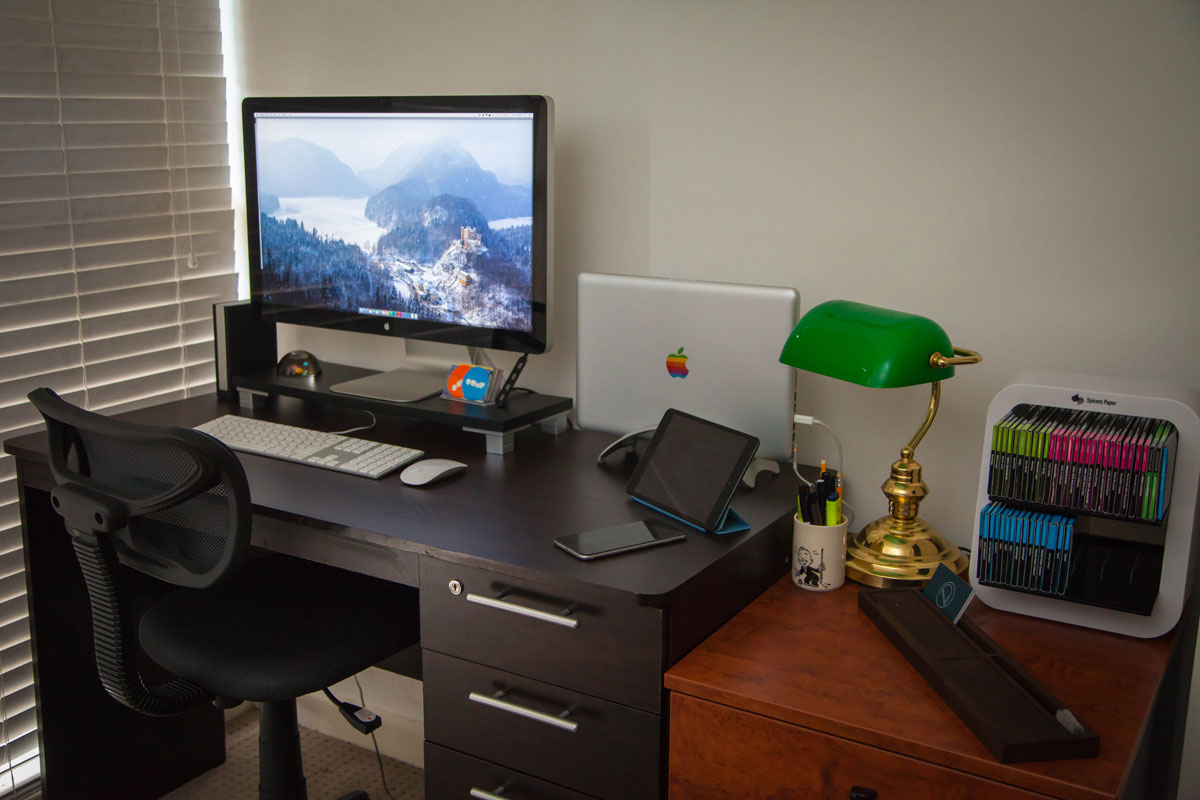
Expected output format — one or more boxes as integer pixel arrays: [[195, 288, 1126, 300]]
[[195, 415, 423, 479]]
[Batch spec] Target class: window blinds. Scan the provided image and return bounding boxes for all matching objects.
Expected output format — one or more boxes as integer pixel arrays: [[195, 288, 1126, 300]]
[[0, 0, 236, 790]]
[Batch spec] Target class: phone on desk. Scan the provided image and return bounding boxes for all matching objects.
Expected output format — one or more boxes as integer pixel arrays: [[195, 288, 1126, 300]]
[[555, 519, 687, 560]]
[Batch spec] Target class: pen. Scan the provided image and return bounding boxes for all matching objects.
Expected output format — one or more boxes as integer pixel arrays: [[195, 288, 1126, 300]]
[[813, 477, 828, 524], [809, 491, 825, 525], [797, 485, 810, 522]]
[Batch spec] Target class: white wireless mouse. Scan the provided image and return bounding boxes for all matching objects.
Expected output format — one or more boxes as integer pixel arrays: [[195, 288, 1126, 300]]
[[399, 458, 468, 486]]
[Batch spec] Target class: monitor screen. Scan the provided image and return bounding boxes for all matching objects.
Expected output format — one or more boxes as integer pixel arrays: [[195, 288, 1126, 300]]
[[243, 95, 552, 354]]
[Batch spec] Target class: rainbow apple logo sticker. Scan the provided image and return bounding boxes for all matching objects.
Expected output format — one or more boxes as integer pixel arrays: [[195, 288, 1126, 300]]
[[666, 347, 689, 378]]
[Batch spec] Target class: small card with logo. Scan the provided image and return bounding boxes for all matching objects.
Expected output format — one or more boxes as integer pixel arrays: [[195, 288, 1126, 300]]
[[442, 363, 503, 405], [923, 563, 976, 624]]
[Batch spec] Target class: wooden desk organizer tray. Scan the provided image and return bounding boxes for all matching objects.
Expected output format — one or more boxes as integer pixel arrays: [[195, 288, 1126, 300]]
[[859, 587, 1100, 763]]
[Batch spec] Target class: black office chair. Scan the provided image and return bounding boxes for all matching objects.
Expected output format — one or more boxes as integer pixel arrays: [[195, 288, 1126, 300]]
[[28, 388, 420, 800]]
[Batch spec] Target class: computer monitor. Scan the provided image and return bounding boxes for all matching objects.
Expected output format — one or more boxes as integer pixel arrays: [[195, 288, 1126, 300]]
[[242, 95, 553, 400]]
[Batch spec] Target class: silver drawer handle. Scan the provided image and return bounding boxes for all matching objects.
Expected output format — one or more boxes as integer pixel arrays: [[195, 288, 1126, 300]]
[[469, 788, 508, 800], [465, 592, 579, 629], [468, 690, 579, 732]]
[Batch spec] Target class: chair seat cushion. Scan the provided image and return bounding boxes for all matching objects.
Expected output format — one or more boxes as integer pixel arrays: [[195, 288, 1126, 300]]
[[138, 554, 419, 702]]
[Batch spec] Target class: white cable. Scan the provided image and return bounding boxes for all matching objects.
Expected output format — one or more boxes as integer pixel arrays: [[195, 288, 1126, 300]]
[[329, 410, 378, 435], [791, 414, 844, 490]]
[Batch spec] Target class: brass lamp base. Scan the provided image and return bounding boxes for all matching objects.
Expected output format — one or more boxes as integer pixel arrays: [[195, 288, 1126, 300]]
[[845, 514, 968, 588], [845, 382, 969, 587]]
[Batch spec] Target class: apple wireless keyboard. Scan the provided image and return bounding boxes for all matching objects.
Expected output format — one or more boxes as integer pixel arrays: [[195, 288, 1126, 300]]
[[194, 415, 423, 479]]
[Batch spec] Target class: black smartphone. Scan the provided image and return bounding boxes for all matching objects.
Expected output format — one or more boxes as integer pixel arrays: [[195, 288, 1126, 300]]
[[554, 519, 687, 560]]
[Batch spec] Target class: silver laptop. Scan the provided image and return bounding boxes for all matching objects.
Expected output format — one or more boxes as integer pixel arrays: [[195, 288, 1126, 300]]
[[577, 272, 800, 462]]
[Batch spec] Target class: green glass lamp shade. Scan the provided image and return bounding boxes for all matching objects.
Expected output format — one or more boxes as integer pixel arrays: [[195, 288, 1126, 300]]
[[778, 300, 955, 388]]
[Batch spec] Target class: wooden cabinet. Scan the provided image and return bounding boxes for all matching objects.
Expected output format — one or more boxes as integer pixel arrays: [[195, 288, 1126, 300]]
[[666, 578, 1184, 800], [671, 694, 1052, 799]]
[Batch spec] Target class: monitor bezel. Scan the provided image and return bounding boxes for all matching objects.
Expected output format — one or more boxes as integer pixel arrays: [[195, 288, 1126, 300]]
[[242, 94, 552, 354]]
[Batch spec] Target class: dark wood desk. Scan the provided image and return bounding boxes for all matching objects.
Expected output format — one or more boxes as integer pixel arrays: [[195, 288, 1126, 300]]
[[665, 578, 1191, 800], [6, 393, 798, 800]]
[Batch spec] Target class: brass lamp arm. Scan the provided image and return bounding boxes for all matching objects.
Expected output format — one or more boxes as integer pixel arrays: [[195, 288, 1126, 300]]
[[904, 347, 980, 455], [905, 381, 941, 456], [930, 347, 982, 369]]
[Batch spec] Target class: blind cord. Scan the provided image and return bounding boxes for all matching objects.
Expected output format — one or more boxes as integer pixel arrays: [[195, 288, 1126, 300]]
[[159, 0, 196, 397], [49, 1, 89, 412]]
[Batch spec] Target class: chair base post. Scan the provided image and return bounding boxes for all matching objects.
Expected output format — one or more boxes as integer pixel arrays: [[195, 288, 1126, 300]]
[[259, 699, 307, 800]]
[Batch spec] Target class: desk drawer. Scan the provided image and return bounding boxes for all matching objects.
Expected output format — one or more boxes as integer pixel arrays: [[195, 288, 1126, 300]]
[[669, 694, 1052, 800], [424, 651, 661, 800], [420, 558, 663, 712], [425, 742, 600, 800]]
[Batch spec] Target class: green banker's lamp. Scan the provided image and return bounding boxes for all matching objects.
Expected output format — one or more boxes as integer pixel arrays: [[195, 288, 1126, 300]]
[[779, 300, 981, 587]]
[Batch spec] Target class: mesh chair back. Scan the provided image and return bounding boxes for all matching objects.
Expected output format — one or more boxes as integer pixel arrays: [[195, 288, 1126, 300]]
[[29, 388, 250, 588], [27, 388, 253, 715]]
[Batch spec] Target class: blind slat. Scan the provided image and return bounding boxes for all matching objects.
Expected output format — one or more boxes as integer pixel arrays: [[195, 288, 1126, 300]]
[[81, 325, 180, 363], [0, 2, 52, 23], [0, 19, 51, 47], [52, 20, 160, 51], [0, 71, 59, 98], [0, 150, 65, 178], [0, 512, 20, 544], [0, 550, 25, 581], [0, 46, 54, 74], [0, 346, 82, 384], [84, 348, 183, 388], [0, 273, 76, 307], [88, 368, 185, 409], [80, 294, 184, 331], [0, 248, 73, 280], [75, 235, 175, 270], [52, 1, 159, 28], [0, 123, 62, 150], [0, 321, 82, 359], [0, 298, 78, 335], [0, 176, 68, 205], [0, 199, 69, 230], [76, 258, 174, 292], [0, 702, 38, 752], [0, 635, 32, 670], [0, 574, 26, 606], [0, 368, 81, 409]]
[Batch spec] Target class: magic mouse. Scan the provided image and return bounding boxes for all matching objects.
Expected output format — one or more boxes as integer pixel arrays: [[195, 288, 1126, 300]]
[[400, 458, 468, 486]]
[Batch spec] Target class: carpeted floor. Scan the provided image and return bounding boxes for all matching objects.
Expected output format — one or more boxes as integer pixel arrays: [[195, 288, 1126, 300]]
[[162, 709, 424, 800]]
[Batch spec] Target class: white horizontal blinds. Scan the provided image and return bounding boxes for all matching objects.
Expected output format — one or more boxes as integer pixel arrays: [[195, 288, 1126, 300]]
[[58, 0, 236, 412], [0, 2, 73, 789], [0, 0, 235, 791]]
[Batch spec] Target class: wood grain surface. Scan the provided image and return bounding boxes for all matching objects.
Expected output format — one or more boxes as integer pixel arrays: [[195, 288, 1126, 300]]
[[670, 693, 1052, 799], [665, 578, 1175, 800]]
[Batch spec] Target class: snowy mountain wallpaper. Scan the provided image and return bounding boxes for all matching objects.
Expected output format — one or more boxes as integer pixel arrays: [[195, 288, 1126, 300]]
[[254, 114, 535, 332]]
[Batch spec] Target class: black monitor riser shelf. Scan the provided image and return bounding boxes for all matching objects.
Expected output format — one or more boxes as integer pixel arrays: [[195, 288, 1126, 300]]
[[232, 357, 570, 455]]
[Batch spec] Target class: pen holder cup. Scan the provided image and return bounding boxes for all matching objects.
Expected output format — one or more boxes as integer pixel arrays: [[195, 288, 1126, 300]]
[[791, 513, 849, 592]]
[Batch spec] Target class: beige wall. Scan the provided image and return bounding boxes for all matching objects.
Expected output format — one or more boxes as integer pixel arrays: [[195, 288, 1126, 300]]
[[229, 0, 1200, 786]]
